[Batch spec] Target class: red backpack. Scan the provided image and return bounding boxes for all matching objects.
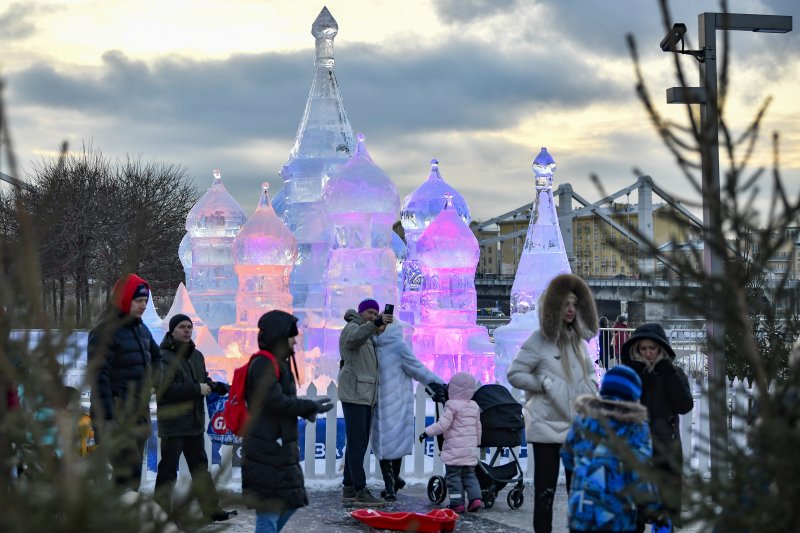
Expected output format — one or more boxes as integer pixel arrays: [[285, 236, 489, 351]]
[[222, 350, 279, 437]]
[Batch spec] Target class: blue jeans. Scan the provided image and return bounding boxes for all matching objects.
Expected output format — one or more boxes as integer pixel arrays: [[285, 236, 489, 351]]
[[255, 509, 296, 533], [341, 402, 372, 490]]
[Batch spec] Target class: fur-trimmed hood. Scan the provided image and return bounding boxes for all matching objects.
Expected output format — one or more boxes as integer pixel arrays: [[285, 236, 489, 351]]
[[573, 394, 648, 424], [538, 274, 598, 341]]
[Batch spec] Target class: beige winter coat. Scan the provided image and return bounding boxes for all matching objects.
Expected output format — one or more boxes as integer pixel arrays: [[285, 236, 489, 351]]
[[506, 274, 599, 444], [337, 309, 380, 406]]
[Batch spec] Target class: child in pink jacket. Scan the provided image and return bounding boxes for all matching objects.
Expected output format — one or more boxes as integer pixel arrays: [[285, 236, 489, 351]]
[[419, 372, 483, 512]]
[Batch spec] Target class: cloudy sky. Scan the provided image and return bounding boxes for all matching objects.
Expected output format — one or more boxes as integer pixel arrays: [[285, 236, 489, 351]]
[[1, 0, 798, 221]]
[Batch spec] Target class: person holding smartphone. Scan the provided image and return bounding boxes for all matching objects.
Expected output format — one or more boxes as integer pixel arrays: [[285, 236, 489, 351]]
[[337, 298, 394, 506]]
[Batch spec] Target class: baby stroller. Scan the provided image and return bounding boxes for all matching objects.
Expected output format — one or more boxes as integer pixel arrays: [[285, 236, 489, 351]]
[[424, 383, 526, 509]]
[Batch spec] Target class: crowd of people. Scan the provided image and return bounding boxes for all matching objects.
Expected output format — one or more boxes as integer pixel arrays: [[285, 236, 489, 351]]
[[2, 271, 697, 532]]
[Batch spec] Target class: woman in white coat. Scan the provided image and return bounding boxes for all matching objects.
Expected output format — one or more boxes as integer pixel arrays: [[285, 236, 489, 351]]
[[506, 274, 599, 533], [371, 321, 444, 501]]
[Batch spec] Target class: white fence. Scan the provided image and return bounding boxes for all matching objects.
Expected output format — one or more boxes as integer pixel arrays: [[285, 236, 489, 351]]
[[154, 377, 755, 489]]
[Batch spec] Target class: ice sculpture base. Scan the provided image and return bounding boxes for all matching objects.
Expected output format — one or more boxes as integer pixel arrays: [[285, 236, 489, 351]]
[[412, 325, 496, 385]]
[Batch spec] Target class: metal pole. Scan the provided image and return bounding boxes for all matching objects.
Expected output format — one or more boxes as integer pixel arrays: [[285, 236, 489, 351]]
[[698, 12, 728, 480]]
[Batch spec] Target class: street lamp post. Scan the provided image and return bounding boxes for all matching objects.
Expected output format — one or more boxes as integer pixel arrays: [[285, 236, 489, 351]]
[[662, 12, 792, 481]]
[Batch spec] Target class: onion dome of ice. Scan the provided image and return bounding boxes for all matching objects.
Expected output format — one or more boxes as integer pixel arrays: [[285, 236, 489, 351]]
[[178, 232, 191, 270], [233, 183, 298, 266], [401, 159, 470, 231], [532, 147, 556, 189], [417, 193, 479, 269], [185, 170, 247, 237], [323, 133, 400, 215]]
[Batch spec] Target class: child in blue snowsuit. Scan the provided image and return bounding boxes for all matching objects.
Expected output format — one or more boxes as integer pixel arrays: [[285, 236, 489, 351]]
[[561, 365, 664, 533]]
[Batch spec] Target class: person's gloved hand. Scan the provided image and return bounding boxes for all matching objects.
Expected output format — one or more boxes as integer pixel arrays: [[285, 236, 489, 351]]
[[314, 397, 334, 414], [426, 382, 447, 403], [212, 381, 230, 395], [418, 432, 427, 443]]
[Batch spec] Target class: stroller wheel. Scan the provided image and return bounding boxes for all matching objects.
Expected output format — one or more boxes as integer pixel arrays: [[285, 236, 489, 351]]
[[427, 475, 447, 504], [482, 489, 496, 509], [507, 487, 524, 509]]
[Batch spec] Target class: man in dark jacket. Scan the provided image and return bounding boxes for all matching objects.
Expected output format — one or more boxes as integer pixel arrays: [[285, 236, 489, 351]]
[[242, 310, 333, 532], [88, 273, 162, 491], [154, 314, 236, 522]]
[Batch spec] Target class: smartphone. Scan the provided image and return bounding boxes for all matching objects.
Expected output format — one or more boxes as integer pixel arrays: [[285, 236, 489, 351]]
[[383, 303, 394, 315]]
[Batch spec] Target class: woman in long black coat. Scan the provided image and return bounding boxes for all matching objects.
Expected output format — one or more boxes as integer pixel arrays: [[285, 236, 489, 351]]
[[621, 323, 694, 531], [242, 311, 332, 532]]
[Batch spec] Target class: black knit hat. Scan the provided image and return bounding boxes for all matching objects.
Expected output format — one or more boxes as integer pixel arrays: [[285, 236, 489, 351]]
[[600, 365, 642, 402], [257, 310, 299, 352], [168, 313, 192, 333], [621, 323, 676, 359], [132, 283, 150, 300]]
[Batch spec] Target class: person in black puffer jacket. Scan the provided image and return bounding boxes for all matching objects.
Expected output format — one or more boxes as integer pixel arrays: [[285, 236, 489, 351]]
[[621, 323, 694, 532], [242, 310, 333, 532], [88, 273, 162, 492], [154, 314, 236, 522]]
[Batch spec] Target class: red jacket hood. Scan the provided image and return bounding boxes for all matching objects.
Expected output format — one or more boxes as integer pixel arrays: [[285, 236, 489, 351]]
[[112, 273, 149, 314]]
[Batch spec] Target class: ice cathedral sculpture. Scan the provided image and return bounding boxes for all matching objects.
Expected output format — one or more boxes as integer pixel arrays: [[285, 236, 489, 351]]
[[181, 170, 247, 335], [412, 193, 495, 384], [218, 183, 298, 361], [317, 132, 400, 378], [279, 6, 356, 349], [400, 159, 470, 325], [493, 148, 572, 384]]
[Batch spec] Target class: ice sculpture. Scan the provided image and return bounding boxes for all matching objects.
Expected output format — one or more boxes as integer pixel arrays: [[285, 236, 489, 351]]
[[182, 170, 247, 335], [142, 292, 164, 344], [400, 160, 470, 324], [178, 233, 192, 288], [162, 282, 205, 329], [391, 231, 408, 295], [280, 6, 356, 348], [412, 193, 495, 385], [493, 148, 571, 384], [218, 183, 298, 361], [317, 132, 400, 378]]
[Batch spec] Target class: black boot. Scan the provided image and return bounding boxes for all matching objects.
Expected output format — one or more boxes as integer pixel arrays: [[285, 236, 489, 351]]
[[392, 458, 406, 492], [379, 460, 396, 501]]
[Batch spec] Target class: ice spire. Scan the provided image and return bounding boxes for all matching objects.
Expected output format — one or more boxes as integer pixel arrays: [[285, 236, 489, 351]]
[[412, 193, 494, 384], [218, 183, 299, 361], [183, 170, 247, 335], [400, 159, 470, 323], [493, 147, 571, 384], [280, 6, 356, 347]]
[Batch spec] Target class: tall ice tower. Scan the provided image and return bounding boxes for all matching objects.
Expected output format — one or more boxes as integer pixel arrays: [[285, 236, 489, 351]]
[[493, 148, 571, 384], [279, 6, 356, 348]]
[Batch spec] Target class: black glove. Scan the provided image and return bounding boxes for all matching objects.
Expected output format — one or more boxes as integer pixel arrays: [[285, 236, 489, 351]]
[[314, 397, 334, 414], [419, 432, 427, 443], [426, 382, 447, 403], [212, 382, 230, 395], [373, 315, 385, 327]]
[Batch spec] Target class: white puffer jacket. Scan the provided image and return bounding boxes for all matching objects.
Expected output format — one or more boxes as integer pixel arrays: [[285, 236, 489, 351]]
[[371, 322, 442, 460], [424, 372, 482, 466], [508, 330, 597, 443]]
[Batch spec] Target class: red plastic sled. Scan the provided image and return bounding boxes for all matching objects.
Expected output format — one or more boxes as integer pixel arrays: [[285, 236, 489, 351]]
[[351, 508, 459, 532]]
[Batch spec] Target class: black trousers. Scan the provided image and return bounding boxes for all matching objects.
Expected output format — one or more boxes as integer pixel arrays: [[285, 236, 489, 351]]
[[154, 435, 220, 516], [341, 402, 372, 491], [532, 442, 572, 533]]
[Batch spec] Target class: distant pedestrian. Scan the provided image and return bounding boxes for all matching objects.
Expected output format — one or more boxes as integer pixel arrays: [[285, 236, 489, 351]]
[[419, 372, 483, 513], [507, 273, 599, 533], [621, 323, 693, 532], [561, 365, 664, 532], [154, 314, 237, 522], [338, 298, 394, 506], [611, 315, 630, 360], [372, 321, 443, 501], [241, 310, 334, 533], [88, 273, 162, 492], [598, 316, 612, 369]]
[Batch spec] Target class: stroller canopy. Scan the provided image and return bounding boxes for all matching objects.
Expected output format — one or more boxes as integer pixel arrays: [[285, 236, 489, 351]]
[[473, 384, 525, 448]]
